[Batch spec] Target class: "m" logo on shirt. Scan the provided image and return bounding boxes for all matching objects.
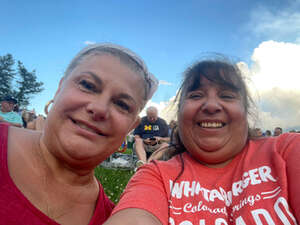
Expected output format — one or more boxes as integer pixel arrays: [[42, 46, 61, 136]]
[[144, 125, 152, 131]]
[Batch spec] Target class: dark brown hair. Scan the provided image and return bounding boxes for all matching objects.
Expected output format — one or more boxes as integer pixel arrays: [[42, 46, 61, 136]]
[[167, 58, 255, 159]]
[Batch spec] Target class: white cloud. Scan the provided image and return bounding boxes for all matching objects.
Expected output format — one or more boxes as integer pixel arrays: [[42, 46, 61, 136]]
[[248, 2, 300, 42], [84, 41, 96, 45], [159, 80, 173, 86], [242, 41, 300, 131], [152, 41, 300, 131], [250, 41, 300, 91]]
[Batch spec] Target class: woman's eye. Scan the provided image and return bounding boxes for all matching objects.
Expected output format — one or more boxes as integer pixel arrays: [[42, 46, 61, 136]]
[[78, 79, 97, 92], [220, 92, 236, 99], [115, 100, 130, 112], [188, 92, 204, 99]]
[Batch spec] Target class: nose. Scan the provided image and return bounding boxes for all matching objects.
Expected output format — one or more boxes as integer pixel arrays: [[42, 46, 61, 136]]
[[86, 96, 110, 121], [201, 96, 222, 114]]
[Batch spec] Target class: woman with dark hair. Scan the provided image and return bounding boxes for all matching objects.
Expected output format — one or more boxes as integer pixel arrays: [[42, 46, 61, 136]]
[[0, 43, 158, 225], [105, 58, 300, 225]]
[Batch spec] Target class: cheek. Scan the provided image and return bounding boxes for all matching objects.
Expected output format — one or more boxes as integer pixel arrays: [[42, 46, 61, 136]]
[[178, 105, 193, 140], [111, 115, 135, 135], [179, 102, 195, 124], [55, 89, 82, 112], [232, 104, 247, 124]]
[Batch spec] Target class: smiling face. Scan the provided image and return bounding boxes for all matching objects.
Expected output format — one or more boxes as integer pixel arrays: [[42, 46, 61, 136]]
[[178, 77, 248, 168], [43, 54, 144, 169], [1, 101, 15, 112]]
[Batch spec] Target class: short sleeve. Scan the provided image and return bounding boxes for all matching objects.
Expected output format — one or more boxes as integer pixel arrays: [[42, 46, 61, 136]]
[[133, 121, 143, 136], [112, 163, 169, 225], [14, 114, 23, 125], [10, 113, 23, 125], [277, 133, 300, 221]]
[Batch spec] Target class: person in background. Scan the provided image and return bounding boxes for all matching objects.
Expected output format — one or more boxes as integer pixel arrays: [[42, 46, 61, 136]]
[[253, 127, 263, 137], [168, 120, 177, 137], [265, 129, 272, 137], [274, 126, 283, 136], [133, 106, 169, 165], [147, 121, 178, 162], [27, 109, 47, 131], [0, 43, 158, 225], [22, 109, 46, 131], [27, 114, 47, 131], [104, 58, 300, 225], [22, 109, 37, 128], [0, 96, 23, 127]]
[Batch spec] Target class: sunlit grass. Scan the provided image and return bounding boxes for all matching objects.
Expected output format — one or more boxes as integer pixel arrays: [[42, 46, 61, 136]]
[[94, 166, 135, 204]]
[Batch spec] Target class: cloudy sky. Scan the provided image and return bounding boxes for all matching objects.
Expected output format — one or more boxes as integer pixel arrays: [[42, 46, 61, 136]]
[[1, 0, 300, 131]]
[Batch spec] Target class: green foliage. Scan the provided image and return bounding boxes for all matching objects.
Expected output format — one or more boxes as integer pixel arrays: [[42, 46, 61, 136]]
[[0, 54, 44, 108], [94, 166, 135, 204], [119, 147, 132, 155], [0, 54, 15, 96]]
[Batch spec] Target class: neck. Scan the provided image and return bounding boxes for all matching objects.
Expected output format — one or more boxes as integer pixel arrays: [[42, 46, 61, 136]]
[[35, 134, 96, 187]]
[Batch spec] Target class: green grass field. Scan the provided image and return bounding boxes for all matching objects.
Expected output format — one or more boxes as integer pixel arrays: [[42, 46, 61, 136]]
[[94, 165, 135, 204], [94, 144, 135, 203]]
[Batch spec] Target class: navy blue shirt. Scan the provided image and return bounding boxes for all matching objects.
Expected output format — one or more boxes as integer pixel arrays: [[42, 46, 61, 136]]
[[133, 116, 169, 139]]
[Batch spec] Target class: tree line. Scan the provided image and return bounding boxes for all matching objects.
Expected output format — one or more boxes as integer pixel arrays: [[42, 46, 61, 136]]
[[0, 54, 44, 108]]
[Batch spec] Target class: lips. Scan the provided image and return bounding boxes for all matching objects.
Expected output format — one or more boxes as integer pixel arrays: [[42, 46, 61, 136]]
[[71, 118, 105, 136], [197, 121, 226, 128]]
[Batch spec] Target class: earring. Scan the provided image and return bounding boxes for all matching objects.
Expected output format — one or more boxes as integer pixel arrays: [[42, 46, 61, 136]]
[[44, 100, 54, 115]]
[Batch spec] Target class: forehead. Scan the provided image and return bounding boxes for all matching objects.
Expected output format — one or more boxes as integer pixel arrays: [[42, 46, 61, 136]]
[[147, 109, 157, 115], [190, 77, 233, 91], [185, 69, 241, 93], [68, 54, 145, 105]]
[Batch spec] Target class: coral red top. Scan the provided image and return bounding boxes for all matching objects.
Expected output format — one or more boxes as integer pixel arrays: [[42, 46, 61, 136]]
[[114, 134, 300, 225], [0, 124, 114, 224]]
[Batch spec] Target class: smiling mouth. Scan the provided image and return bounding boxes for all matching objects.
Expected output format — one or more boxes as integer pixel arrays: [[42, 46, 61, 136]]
[[71, 119, 105, 136], [198, 122, 225, 128]]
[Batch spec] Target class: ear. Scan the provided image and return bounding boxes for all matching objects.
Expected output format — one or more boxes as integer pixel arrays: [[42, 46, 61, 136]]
[[53, 77, 65, 100], [129, 116, 141, 131]]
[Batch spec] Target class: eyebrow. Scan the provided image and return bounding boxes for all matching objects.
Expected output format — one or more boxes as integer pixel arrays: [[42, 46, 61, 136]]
[[82, 71, 138, 106], [82, 71, 102, 86], [118, 93, 138, 107]]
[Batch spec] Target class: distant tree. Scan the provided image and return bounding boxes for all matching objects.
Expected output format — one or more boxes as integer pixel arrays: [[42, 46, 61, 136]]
[[0, 54, 44, 108], [0, 54, 15, 97]]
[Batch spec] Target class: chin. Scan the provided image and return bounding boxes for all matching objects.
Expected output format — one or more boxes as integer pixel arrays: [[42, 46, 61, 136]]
[[197, 141, 226, 152], [61, 140, 103, 159]]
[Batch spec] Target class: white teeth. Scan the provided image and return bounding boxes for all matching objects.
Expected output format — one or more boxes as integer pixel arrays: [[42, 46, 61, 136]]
[[77, 122, 97, 133], [200, 122, 223, 128]]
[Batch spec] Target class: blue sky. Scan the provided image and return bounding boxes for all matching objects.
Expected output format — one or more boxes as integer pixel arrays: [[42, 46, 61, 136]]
[[1, 0, 300, 130]]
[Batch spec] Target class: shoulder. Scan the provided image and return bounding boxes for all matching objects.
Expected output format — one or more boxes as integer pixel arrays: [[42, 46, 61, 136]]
[[276, 133, 300, 155], [140, 116, 148, 124], [248, 133, 300, 157], [157, 117, 168, 125], [8, 127, 40, 157]]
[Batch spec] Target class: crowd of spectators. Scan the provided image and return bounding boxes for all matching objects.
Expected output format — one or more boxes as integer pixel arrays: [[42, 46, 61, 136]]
[[0, 95, 46, 130], [251, 126, 300, 137]]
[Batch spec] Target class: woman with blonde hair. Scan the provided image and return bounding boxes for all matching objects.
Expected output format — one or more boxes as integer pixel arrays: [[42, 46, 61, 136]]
[[0, 43, 158, 225]]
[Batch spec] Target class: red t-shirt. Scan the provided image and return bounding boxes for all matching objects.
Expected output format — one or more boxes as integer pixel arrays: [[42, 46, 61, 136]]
[[114, 134, 300, 225], [0, 124, 114, 224]]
